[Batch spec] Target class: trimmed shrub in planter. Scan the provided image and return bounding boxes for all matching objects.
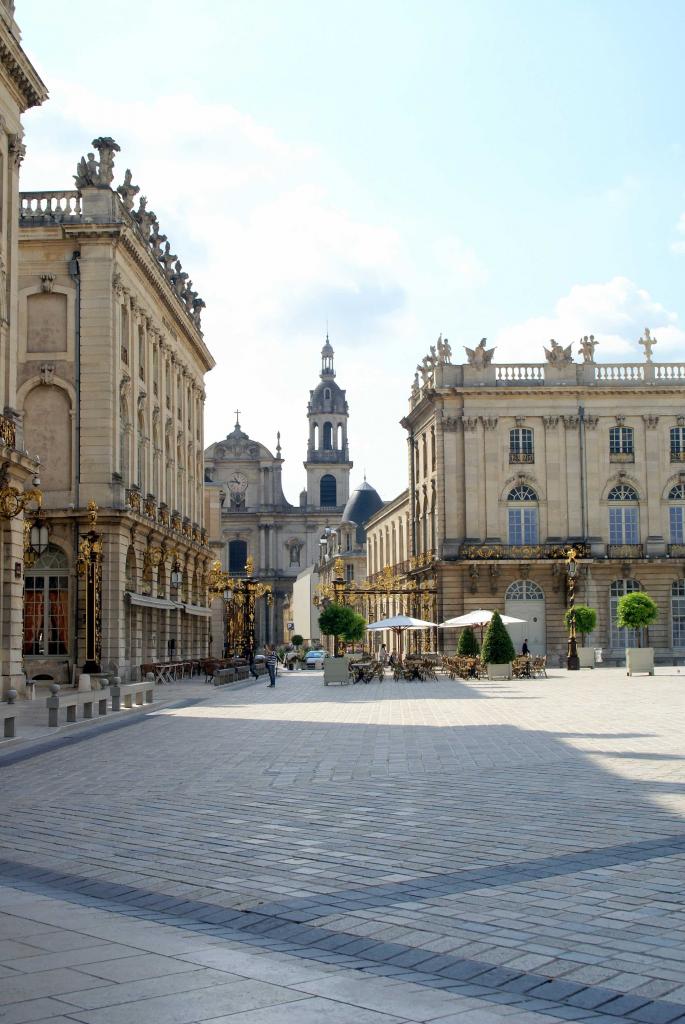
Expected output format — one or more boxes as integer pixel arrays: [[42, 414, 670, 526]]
[[481, 611, 515, 679], [457, 626, 480, 657], [617, 591, 659, 676]]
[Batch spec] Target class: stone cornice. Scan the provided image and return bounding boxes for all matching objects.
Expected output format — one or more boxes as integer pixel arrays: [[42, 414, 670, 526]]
[[0, 28, 48, 111]]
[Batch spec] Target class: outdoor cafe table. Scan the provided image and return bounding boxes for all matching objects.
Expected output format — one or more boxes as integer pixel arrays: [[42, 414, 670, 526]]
[[349, 661, 374, 684]]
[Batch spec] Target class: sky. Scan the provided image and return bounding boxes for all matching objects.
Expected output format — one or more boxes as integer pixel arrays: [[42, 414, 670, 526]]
[[15, 0, 685, 502]]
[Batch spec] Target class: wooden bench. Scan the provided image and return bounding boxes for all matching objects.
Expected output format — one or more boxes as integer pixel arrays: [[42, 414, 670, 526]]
[[110, 679, 154, 711], [46, 688, 108, 727], [0, 705, 16, 739]]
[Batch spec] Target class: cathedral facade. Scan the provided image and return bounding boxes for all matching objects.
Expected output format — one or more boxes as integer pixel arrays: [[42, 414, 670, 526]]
[[204, 338, 359, 650]]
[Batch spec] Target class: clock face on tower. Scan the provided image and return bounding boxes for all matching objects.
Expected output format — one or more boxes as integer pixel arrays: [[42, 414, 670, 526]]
[[228, 472, 248, 494]]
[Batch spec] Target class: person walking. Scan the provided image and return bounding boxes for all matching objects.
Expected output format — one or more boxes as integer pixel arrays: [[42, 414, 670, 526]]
[[521, 638, 530, 656], [379, 643, 388, 666], [265, 644, 277, 687]]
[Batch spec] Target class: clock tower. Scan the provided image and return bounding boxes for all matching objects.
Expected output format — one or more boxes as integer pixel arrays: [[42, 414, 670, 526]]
[[304, 335, 352, 510]]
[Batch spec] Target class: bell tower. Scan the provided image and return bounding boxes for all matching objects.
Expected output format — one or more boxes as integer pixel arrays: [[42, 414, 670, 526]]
[[305, 336, 352, 509]]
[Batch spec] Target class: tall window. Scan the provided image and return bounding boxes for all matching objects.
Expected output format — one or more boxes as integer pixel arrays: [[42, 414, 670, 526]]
[[673, 580, 685, 647], [505, 579, 544, 601], [669, 484, 685, 543], [322, 422, 333, 450], [610, 579, 640, 648], [507, 485, 538, 545], [608, 484, 639, 544], [23, 546, 69, 657], [228, 539, 248, 574], [509, 428, 534, 463], [320, 474, 337, 506], [670, 427, 685, 462], [609, 426, 634, 460], [345, 564, 354, 583]]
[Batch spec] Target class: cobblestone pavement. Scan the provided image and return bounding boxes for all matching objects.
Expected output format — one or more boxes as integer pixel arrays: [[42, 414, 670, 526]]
[[1, 666, 685, 1022]]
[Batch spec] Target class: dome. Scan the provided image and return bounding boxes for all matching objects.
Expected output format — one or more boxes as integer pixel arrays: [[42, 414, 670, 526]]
[[309, 377, 347, 414], [342, 480, 383, 543]]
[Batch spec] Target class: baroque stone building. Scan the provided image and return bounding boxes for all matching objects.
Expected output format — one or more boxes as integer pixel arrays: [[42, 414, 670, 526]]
[[204, 338, 362, 650], [0, 1, 47, 696], [17, 136, 215, 687], [371, 333, 685, 663]]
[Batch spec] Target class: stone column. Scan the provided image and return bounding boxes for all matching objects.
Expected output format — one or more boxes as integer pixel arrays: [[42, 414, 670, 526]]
[[463, 417, 482, 540], [543, 416, 563, 537], [643, 415, 665, 554], [563, 414, 582, 537], [482, 416, 500, 539]]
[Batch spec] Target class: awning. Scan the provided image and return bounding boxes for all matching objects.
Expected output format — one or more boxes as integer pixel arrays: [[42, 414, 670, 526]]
[[125, 592, 178, 611], [183, 604, 212, 618]]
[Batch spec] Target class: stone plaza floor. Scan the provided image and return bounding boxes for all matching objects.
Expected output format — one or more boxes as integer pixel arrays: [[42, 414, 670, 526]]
[[1, 665, 685, 1023]]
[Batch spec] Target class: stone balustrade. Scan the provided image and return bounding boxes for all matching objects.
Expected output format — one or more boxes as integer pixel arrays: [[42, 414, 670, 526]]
[[495, 364, 545, 383], [594, 363, 644, 382], [20, 190, 82, 223]]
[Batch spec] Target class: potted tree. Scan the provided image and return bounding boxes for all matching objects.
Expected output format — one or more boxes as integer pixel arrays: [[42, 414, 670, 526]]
[[617, 592, 659, 676], [563, 604, 597, 669], [319, 603, 367, 684], [481, 611, 515, 680], [457, 626, 480, 657]]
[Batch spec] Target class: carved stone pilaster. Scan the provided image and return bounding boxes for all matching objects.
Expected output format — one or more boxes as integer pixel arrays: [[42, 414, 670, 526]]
[[585, 415, 599, 429], [442, 417, 461, 432], [643, 415, 659, 429], [563, 415, 579, 430], [481, 416, 498, 430], [542, 416, 559, 429]]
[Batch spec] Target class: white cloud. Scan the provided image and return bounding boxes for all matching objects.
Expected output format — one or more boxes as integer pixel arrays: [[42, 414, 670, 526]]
[[494, 277, 685, 364], [20, 78, 485, 503]]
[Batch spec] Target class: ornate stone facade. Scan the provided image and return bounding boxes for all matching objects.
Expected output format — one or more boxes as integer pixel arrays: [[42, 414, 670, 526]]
[[204, 339, 359, 651], [17, 138, 215, 686], [0, 4, 47, 696], [378, 334, 685, 664]]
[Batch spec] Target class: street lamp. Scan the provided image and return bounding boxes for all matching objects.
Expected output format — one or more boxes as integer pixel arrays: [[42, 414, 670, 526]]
[[566, 547, 580, 671], [30, 516, 49, 557], [170, 560, 183, 592]]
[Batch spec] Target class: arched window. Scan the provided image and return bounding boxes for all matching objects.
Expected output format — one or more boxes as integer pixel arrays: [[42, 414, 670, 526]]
[[313, 423, 319, 449], [668, 484, 685, 544], [670, 427, 685, 462], [608, 485, 639, 545], [322, 422, 333, 450], [324, 388, 331, 400], [609, 426, 634, 460], [507, 485, 538, 544], [610, 579, 640, 648], [337, 423, 343, 450], [509, 428, 534, 463], [23, 545, 69, 657], [320, 474, 337, 506], [228, 539, 248, 574], [505, 579, 544, 600], [672, 580, 685, 647]]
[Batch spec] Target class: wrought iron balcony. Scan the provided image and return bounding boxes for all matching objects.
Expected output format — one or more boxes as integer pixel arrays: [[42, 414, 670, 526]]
[[459, 542, 591, 560], [607, 543, 643, 559]]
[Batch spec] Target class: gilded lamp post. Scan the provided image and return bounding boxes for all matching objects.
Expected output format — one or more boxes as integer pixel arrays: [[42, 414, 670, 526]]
[[566, 546, 580, 672], [76, 500, 103, 673]]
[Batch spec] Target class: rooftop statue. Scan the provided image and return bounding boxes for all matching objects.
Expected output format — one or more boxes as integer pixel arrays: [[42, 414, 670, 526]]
[[639, 327, 656, 362], [544, 338, 573, 368], [74, 136, 120, 188], [465, 337, 495, 369], [578, 334, 597, 363], [133, 196, 156, 240], [159, 241, 177, 275], [116, 168, 140, 212]]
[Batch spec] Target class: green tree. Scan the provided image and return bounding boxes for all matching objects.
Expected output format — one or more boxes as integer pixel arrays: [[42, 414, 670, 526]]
[[616, 592, 658, 647], [563, 604, 597, 647], [457, 626, 480, 656], [480, 611, 515, 665], [291, 634, 304, 647], [318, 603, 366, 654]]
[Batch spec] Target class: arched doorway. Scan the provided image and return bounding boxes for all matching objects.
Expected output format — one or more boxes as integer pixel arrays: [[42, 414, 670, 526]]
[[505, 579, 545, 654]]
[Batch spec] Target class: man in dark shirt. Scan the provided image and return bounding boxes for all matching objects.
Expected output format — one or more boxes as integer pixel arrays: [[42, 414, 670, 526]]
[[265, 645, 277, 687]]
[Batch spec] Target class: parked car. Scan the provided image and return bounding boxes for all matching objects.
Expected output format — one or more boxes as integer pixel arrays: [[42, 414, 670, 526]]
[[304, 649, 327, 669]]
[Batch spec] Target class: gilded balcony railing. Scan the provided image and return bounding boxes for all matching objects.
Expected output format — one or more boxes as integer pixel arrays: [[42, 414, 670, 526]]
[[607, 543, 643, 559], [0, 414, 16, 449], [509, 451, 534, 464], [460, 542, 591, 560]]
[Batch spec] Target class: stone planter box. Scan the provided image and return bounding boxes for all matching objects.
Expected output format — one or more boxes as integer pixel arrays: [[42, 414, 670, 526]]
[[487, 662, 512, 680], [626, 647, 654, 676], [324, 656, 352, 686], [577, 647, 595, 669]]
